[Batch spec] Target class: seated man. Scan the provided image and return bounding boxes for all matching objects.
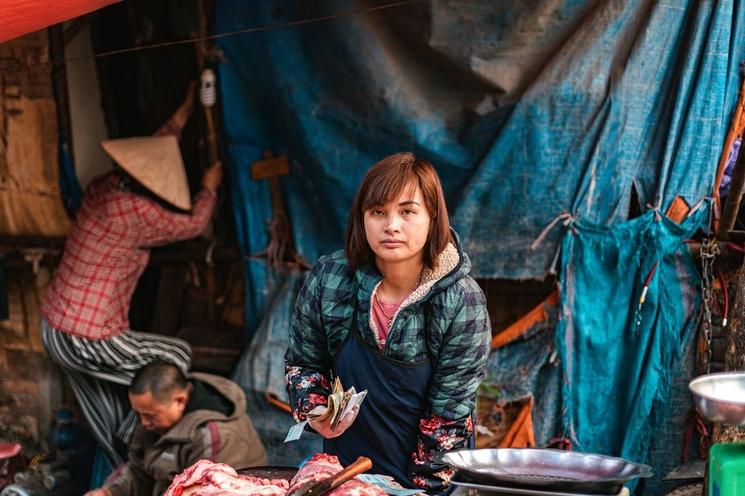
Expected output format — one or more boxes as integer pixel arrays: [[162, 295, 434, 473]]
[[86, 361, 267, 496]]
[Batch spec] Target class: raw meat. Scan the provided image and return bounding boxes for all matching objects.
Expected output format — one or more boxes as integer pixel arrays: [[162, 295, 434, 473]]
[[165, 455, 386, 496], [164, 459, 289, 496], [289, 454, 386, 496]]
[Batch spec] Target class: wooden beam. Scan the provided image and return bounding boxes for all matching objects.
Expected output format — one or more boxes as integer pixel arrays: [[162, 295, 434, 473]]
[[718, 144, 745, 240]]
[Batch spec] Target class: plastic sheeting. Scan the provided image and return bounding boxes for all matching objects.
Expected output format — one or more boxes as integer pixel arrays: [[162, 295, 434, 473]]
[[59, 137, 83, 215], [556, 208, 704, 489], [233, 272, 302, 404], [232, 272, 323, 466], [215, 1, 743, 486], [217, 0, 744, 335]]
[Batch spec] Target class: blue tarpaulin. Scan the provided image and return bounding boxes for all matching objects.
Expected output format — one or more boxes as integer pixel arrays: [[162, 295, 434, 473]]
[[216, 0, 744, 489], [217, 0, 743, 333], [232, 271, 302, 404], [485, 305, 562, 447]]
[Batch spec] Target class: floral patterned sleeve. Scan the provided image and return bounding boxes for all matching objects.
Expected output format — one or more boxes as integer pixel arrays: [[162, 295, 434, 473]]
[[409, 414, 473, 491], [285, 366, 331, 422], [285, 256, 335, 421]]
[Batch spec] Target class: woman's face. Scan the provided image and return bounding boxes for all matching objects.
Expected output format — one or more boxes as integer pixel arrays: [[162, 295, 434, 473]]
[[364, 183, 431, 267]]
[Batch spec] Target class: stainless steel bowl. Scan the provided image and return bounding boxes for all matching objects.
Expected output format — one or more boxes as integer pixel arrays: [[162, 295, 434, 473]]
[[689, 372, 745, 426], [435, 449, 651, 494]]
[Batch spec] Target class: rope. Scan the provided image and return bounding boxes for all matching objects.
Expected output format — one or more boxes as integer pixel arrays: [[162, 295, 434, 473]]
[[530, 212, 574, 250]]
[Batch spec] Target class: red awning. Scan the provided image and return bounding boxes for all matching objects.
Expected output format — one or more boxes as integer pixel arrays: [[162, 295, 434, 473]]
[[0, 0, 120, 43]]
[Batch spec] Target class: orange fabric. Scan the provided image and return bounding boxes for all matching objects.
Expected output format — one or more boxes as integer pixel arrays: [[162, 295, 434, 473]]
[[266, 392, 293, 415], [0, 0, 119, 43], [491, 289, 559, 350], [713, 77, 745, 230], [498, 399, 535, 448], [665, 196, 690, 224]]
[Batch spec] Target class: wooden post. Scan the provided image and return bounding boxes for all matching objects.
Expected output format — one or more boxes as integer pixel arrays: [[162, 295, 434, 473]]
[[713, 72, 745, 229], [717, 146, 745, 240], [250, 152, 309, 270]]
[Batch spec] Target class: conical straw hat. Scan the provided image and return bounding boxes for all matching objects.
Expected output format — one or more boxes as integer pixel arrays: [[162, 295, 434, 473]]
[[101, 136, 191, 210]]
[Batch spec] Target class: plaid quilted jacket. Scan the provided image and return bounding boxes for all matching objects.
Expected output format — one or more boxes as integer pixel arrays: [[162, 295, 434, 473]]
[[286, 231, 491, 492], [41, 174, 215, 339], [42, 118, 216, 340]]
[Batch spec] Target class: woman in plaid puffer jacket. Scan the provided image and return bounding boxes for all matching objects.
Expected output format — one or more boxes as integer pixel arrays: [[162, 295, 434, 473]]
[[286, 152, 491, 493]]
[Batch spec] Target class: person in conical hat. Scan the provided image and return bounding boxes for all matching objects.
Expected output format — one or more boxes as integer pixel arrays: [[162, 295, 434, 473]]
[[39, 84, 223, 467], [101, 134, 193, 210]]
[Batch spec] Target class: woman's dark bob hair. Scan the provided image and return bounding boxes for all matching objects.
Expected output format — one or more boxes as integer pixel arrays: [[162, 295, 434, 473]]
[[345, 152, 452, 271]]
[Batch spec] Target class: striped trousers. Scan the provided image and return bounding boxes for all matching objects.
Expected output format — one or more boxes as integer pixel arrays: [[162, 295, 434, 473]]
[[40, 318, 191, 466]]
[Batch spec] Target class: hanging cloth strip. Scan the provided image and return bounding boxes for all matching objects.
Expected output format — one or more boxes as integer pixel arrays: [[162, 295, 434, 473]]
[[555, 206, 706, 491]]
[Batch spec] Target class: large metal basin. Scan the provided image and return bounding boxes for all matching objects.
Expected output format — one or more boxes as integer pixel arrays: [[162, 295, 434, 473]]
[[435, 449, 651, 495], [689, 372, 745, 426]]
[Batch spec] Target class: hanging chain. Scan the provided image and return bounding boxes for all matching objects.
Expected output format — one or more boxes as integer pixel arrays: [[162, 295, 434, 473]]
[[700, 238, 719, 374]]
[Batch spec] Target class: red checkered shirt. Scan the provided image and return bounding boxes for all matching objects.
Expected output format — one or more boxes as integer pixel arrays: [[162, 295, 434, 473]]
[[42, 173, 216, 340]]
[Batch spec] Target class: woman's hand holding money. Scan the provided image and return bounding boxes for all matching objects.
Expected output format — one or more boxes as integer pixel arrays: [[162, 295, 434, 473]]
[[308, 404, 361, 439]]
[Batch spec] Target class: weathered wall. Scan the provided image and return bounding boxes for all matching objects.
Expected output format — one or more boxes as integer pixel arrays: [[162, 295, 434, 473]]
[[0, 259, 63, 449], [0, 29, 68, 449], [0, 30, 70, 237]]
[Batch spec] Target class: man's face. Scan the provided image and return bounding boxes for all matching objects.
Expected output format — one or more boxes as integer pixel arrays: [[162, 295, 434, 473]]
[[129, 389, 188, 434]]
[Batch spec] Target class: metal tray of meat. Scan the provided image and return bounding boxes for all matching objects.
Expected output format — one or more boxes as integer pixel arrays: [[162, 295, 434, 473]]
[[237, 466, 298, 481], [435, 449, 650, 494]]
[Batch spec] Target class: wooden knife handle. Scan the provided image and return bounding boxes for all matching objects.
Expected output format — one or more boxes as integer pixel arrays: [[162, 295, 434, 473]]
[[327, 456, 372, 489]]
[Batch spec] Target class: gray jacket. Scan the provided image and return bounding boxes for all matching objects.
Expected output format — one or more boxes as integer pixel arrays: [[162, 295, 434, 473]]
[[104, 372, 267, 496]]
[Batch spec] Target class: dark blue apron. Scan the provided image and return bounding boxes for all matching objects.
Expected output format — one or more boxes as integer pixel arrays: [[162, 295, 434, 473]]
[[323, 306, 432, 488]]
